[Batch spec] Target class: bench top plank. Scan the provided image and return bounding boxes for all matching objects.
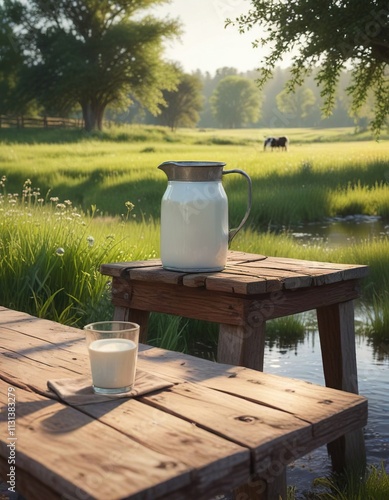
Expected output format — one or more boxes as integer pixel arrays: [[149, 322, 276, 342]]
[[100, 251, 369, 295]]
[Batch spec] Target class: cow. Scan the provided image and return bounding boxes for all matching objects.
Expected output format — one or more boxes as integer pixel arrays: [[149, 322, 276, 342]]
[[264, 136, 289, 151]]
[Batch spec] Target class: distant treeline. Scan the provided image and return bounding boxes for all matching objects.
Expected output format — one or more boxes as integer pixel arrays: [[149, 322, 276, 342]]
[[108, 66, 369, 130], [198, 66, 366, 129], [0, 67, 369, 132]]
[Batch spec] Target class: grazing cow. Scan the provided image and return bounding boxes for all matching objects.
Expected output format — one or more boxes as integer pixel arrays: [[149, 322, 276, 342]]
[[264, 136, 289, 151]]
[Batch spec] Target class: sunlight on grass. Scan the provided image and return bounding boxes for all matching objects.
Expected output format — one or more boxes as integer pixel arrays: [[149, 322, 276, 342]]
[[0, 178, 158, 326]]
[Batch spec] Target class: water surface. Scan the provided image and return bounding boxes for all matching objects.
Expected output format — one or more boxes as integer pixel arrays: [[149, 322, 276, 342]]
[[290, 215, 389, 247], [264, 328, 389, 497]]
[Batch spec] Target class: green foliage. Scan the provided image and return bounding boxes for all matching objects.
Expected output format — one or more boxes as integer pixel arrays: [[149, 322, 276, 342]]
[[157, 69, 204, 130], [276, 86, 316, 126], [1, 0, 181, 130], [210, 75, 261, 128], [230, 0, 389, 135]]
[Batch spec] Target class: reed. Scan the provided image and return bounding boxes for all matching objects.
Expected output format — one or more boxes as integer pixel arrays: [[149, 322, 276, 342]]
[[266, 315, 306, 350], [311, 463, 389, 499], [147, 314, 189, 353]]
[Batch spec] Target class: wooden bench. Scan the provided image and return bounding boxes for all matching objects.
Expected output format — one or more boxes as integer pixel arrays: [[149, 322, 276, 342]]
[[0, 307, 367, 500], [101, 251, 369, 471]]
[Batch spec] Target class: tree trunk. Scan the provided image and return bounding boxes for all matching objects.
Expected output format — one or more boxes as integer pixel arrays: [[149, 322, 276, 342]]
[[81, 100, 106, 132], [96, 104, 106, 131]]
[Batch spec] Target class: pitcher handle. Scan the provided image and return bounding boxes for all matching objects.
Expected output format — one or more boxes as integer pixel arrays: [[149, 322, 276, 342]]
[[222, 169, 252, 244]]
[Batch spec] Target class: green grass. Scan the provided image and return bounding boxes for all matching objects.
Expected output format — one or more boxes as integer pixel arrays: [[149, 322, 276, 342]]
[[1, 126, 389, 227], [309, 463, 389, 499], [0, 190, 159, 325]]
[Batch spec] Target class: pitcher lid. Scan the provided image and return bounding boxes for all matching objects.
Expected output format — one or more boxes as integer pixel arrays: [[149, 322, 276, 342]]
[[158, 161, 226, 181]]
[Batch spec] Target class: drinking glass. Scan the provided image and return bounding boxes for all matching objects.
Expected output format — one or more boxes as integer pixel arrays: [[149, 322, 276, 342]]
[[84, 321, 139, 394]]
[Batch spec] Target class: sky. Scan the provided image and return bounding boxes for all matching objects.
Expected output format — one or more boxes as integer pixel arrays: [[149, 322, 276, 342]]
[[150, 0, 266, 75]]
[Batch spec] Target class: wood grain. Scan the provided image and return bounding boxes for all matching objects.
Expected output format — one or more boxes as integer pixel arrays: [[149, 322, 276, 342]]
[[101, 251, 369, 295], [0, 381, 193, 500], [0, 308, 368, 500]]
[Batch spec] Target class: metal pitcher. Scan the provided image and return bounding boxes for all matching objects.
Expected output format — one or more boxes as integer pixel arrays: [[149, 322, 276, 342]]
[[158, 160, 252, 272]]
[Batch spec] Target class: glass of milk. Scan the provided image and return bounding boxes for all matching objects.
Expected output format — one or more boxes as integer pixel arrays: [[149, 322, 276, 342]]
[[84, 321, 139, 394]]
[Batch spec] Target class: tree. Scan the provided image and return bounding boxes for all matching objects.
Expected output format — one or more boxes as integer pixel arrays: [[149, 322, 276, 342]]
[[196, 67, 238, 128], [210, 75, 261, 128], [0, 0, 181, 131], [158, 69, 203, 130], [229, 0, 389, 135], [0, 13, 29, 115], [276, 86, 316, 126]]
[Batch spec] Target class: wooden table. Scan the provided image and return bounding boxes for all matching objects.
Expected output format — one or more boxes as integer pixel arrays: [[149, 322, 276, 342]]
[[0, 307, 367, 500]]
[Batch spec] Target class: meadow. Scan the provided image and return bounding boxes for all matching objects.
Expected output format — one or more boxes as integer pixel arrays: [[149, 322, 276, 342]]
[[1, 126, 389, 306], [0, 125, 389, 498], [1, 127, 389, 326]]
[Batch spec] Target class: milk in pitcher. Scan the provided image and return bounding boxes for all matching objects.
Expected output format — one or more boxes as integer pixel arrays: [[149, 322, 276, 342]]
[[160, 180, 228, 271]]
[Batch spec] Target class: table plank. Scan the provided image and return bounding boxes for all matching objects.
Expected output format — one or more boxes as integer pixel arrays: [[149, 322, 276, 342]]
[[100, 259, 162, 278], [140, 382, 313, 470], [137, 347, 367, 439], [0, 381, 192, 500], [0, 317, 251, 499], [110, 278, 247, 325], [77, 396, 250, 498]]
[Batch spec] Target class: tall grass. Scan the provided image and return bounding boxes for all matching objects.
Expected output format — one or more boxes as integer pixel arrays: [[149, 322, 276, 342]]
[[311, 463, 389, 499], [0, 179, 158, 325]]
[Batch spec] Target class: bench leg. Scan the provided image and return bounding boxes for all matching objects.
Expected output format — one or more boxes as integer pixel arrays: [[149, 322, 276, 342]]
[[233, 469, 287, 500], [217, 322, 266, 371], [316, 300, 366, 472], [113, 306, 150, 344]]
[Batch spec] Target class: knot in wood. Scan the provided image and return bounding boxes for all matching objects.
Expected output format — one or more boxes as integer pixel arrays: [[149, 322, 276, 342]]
[[236, 415, 257, 423], [318, 399, 333, 405], [157, 461, 177, 470], [247, 379, 262, 385]]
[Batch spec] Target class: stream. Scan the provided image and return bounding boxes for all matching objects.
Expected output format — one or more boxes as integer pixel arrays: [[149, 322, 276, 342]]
[[264, 327, 389, 496], [290, 214, 389, 247]]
